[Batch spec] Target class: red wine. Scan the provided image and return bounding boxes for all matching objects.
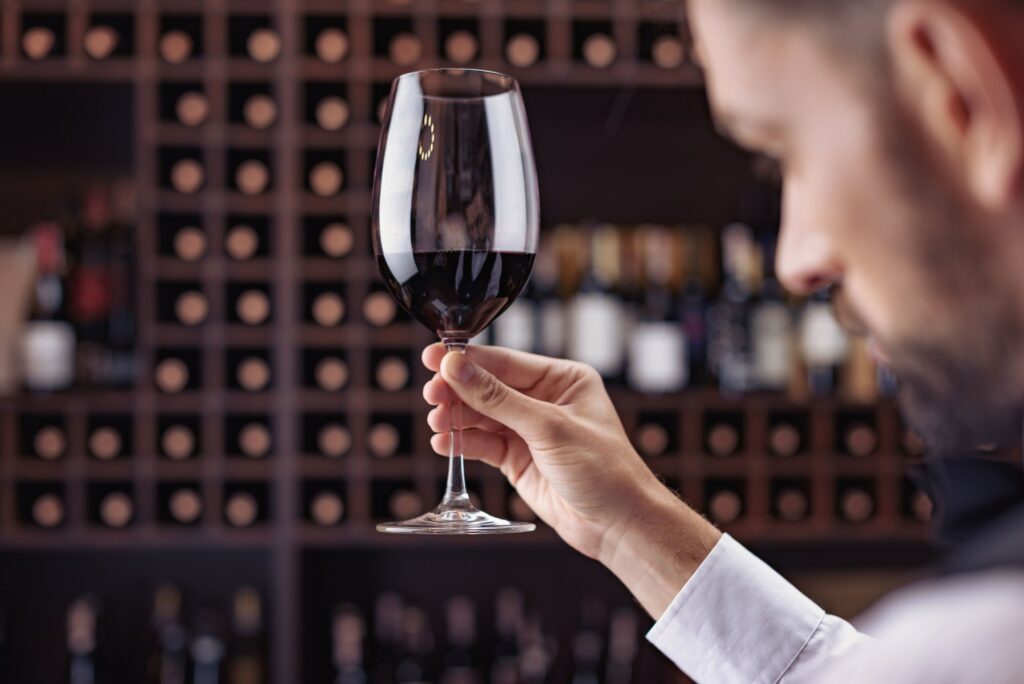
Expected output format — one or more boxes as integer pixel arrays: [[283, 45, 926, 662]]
[[377, 250, 535, 340]]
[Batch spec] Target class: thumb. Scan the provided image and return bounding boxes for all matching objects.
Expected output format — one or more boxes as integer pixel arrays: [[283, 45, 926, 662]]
[[440, 352, 554, 441]]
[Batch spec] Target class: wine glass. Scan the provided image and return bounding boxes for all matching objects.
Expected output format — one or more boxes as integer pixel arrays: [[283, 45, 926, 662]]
[[372, 68, 540, 534]]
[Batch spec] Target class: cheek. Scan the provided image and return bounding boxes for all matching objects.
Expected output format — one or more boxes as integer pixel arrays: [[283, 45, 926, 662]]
[[785, 143, 936, 343]]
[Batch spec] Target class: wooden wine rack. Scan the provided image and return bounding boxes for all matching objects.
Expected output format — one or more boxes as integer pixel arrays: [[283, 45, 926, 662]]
[[0, 1, 931, 682]]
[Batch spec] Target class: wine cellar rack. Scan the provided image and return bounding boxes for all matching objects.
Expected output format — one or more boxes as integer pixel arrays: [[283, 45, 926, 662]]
[[0, 1, 934, 682]]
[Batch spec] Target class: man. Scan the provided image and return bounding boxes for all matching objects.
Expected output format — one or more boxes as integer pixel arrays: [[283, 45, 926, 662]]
[[422, 0, 1024, 680]]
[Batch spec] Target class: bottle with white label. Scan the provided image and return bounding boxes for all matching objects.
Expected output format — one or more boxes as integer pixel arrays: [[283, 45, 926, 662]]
[[568, 225, 626, 380], [750, 237, 793, 391], [534, 230, 567, 358], [799, 289, 849, 396], [627, 226, 687, 393]]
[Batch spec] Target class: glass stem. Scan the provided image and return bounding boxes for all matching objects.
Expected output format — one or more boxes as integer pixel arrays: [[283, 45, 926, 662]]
[[441, 340, 472, 508]]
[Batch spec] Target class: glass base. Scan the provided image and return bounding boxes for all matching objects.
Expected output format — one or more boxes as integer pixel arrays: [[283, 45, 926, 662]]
[[376, 504, 536, 535]]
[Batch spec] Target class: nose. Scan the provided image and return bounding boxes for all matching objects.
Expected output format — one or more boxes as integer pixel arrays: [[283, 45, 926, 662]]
[[775, 185, 844, 295]]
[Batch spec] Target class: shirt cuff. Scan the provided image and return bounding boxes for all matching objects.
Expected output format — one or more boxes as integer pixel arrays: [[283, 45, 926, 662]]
[[646, 533, 826, 684]]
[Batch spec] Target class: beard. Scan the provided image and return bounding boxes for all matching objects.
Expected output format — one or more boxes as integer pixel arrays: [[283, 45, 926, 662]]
[[850, 100, 1024, 452]]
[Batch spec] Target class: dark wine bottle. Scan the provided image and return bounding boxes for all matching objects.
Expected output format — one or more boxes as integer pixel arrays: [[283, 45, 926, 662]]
[[332, 604, 367, 684], [440, 596, 481, 684], [67, 595, 101, 684], [227, 587, 264, 684], [150, 584, 187, 684], [568, 226, 626, 380]]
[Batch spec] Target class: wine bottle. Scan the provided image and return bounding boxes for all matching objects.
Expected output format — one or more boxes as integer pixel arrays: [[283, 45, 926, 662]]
[[443, 29, 479, 65], [67, 595, 100, 684], [314, 355, 350, 392], [227, 588, 263, 684], [368, 422, 400, 459], [332, 604, 366, 684], [84, 25, 119, 60], [395, 607, 434, 684], [32, 491, 66, 528], [238, 422, 272, 459], [388, 33, 423, 67], [388, 489, 423, 519], [309, 161, 344, 197], [170, 158, 205, 194], [314, 27, 350, 63], [235, 355, 271, 392], [363, 290, 398, 327], [750, 240, 793, 391], [317, 423, 351, 458], [98, 491, 134, 528], [225, 491, 259, 528], [767, 421, 802, 458], [627, 225, 688, 393], [799, 290, 849, 396], [310, 491, 345, 527], [490, 588, 523, 684], [23, 221, 76, 392], [635, 421, 670, 458], [33, 424, 67, 461], [22, 26, 56, 60], [159, 30, 194, 63], [707, 489, 743, 524], [235, 159, 270, 196], [173, 226, 207, 262], [150, 584, 187, 684], [176, 91, 209, 127], [161, 424, 196, 461], [774, 487, 810, 523], [705, 420, 740, 457], [843, 421, 878, 458], [651, 34, 685, 70], [311, 291, 346, 327], [568, 225, 626, 380], [246, 28, 281, 63], [155, 357, 191, 394], [533, 234, 566, 357], [605, 607, 639, 684], [505, 32, 541, 68], [707, 223, 757, 394], [570, 598, 606, 684], [89, 425, 124, 460], [191, 614, 226, 684], [441, 596, 481, 684], [678, 229, 713, 385], [315, 96, 350, 131], [375, 356, 410, 392], [581, 32, 617, 69], [372, 593, 403, 684], [225, 224, 261, 261], [242, 94, 277, 130], [235, 289, 271, 326], [838, 484, 875, 523], [168, 487, 203, 524], [840, 337, 880, 403], [319, 222, 354, 258], [175, 290, 209, 326]]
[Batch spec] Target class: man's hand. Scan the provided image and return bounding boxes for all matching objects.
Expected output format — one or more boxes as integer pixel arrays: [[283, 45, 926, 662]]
[[422, 343, 722, 618]]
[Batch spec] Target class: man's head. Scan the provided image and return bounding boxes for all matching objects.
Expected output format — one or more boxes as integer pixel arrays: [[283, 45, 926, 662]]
[[687, 0, 1024, 450]]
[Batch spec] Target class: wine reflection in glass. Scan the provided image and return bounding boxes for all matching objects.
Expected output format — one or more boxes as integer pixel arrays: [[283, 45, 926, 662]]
[[372, 68, 540, 534]]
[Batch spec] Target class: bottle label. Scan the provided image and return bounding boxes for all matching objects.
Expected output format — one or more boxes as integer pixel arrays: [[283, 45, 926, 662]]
[[568, 293, 624, 376], [751, 302, 793, 390], [493, 300, 536, 352], [628, 323, 688, 392], [538, 300, 565, 357]]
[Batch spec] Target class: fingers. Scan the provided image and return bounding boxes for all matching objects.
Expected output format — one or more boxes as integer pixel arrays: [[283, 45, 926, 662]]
[[439, 352, 560, 442], [429, 429, 533, 485], [423, 373, 448, 405], [422, 343, 559, 391], [427, 403, 507, 434]]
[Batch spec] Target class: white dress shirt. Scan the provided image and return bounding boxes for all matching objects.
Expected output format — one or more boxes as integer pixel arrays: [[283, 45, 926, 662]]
[[647, 534, 1024, 683]]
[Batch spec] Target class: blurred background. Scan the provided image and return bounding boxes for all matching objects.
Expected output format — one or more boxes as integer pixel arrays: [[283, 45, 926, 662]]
[[0, 0, 944, 682]]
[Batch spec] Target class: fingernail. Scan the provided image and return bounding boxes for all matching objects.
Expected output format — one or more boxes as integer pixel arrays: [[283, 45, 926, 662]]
[[446, 353, 475, 383]]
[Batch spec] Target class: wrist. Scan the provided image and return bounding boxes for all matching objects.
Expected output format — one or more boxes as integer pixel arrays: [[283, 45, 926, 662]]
[[599, 481, 722, 619]]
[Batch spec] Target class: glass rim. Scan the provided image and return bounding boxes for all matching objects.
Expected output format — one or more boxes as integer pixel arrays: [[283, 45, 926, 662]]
[[392, 67, 521, 101]]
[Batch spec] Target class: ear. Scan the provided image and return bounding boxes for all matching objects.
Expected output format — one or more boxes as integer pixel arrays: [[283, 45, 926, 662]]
[[886, 0, 1022, 211]]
